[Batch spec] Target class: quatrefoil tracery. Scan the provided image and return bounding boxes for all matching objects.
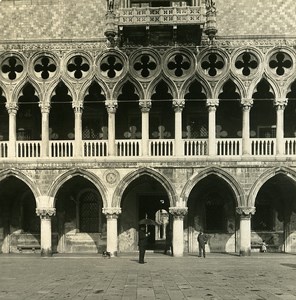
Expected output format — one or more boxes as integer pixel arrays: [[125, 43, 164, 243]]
[[34, 56, 57, 80], [1, 57, 24, 80], [269, 51, 292, 76], [67, 55, 90, 79], [100, 55, 123, 79], [235, 52, 258, 76], [167, 54, 191, 77], [201, 53, 224, 77], [133, 54, 157, 78]]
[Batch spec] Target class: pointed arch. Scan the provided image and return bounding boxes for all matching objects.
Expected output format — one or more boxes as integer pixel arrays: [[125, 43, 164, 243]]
[[180, 166, 244, 207], [182, 78, 209, 100], [79, 78, 108, 103], [248, 166, 296, 207], [112, 167, 178, 208], [13, 77, 42, 103], [248, 74, 278, 100], [147, 75, 177, 100], [47, 168, 108, 208], [0, 168, 41, 200], [113, 75, 144, 100], [45, 77, 76, 103], [215, 75, 246, 100]]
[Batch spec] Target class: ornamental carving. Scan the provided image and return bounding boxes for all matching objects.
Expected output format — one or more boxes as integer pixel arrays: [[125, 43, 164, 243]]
[[234, 52, 259, 77], [268, 51, 293, 77], [67, 55, 90, 79], [102, 207, 121, 218], [34, 56, 57, 80], [169, 207, 188, 219], [36, 208, 56, 219], [1, 56, 24, 81], [104, 169, 119, 184], [236, 206, 256, 216]]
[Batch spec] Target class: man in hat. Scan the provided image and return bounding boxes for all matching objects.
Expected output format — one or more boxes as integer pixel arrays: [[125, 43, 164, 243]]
[[197, 231, 207, 258], [138, 225, 150, 264]]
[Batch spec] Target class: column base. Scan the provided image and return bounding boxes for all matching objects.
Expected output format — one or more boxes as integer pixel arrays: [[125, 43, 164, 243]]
[[239, 249, 251, 256], [41, 248, 53, 257]]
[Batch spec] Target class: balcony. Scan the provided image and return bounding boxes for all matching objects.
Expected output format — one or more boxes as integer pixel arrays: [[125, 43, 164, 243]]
[[118, 6, 205, 26], [1, 138, 296, 160]]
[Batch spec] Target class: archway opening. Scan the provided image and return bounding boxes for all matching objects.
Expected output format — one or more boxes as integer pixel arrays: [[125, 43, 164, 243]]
[[119, 174, 170, 252], [252, 173, 296, 253], [0, 176, 38, 253], [186, 174, 237, 253], [53, 175, 105, 253]]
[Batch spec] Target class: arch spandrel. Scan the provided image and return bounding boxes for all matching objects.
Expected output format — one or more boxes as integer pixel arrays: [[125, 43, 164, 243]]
[[0, 168, 41, 201], [247, 166, 296, 207], [180, 166, 244, 207], [112, 167, 178, 208], [47, 168, 108, 208]]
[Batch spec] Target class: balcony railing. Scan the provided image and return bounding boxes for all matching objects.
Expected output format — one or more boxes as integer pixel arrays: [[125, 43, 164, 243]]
[[118, 6, 204, 26], [2, 138, 296, 159]]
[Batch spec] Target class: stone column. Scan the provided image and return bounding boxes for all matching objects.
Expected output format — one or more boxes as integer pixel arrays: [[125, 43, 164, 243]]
[[36, 208, 56, 257], [106, 100, 117, 156], [102, 207, 121, 256], [40, 103, 50, 157], [236, 206, 255, 256], [74, 104, 83, 157], [241, 98, 253, 155], [139, 99, 151, 156], [173, 99, 185, 156], [169, 207, 188, 257], [206, 99, 219, 156], [275, 98, 287, 156], [6, 102, 18, 158]]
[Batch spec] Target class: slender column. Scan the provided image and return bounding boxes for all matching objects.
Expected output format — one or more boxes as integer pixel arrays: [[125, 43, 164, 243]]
[[207, 99, 219, 156], [275, 98, 287, 156], [6, 102, 18, 158], [236, 206, 256, 256], [102, 208, 121, 256], [241, 98, 253, 155], [74, 104, 83, 157], [169, 207, 188, 257], [40, 103, 50, 157], [173, 99, 185, 156], [139, 100, 151, 156], [36, 208, 56, 257], [106, 100, 117, 156]]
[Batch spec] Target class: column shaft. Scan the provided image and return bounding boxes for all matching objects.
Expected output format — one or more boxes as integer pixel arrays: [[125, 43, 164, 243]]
[[242, 106, 251, 155], [174, 107, 183, 156], [74, 107, 83, 157], [141, 110, 149, 156], [41, 108, 50, 157], [208, 106, 216, 156], [276, 106, 284, 155], [106, 216, 118, 256]]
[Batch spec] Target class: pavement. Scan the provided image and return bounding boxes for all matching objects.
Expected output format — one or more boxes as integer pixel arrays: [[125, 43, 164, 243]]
[[1, 252, 296, 300]]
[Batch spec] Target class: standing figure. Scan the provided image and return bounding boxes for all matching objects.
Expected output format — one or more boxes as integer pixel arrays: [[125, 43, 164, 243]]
[[197, 231, 207, 258], [138, 226, 150, 264], [164, 228, 173, 256], [261, 240, 267, 253]]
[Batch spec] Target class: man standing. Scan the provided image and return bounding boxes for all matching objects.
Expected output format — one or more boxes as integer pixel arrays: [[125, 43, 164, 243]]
[[138, 226, 150, 264], [197, 231, 207, 258]]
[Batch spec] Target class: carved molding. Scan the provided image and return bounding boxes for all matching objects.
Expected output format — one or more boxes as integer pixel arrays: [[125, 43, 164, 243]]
[[169, 207, 188, 219], [36, 208, 56, 219], [236, 206, 256, 216], [102, 207, 121, 219]]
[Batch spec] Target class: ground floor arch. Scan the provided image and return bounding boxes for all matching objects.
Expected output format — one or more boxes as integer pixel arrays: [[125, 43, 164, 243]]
[[186, 174, 238, 253], [53, 175, 106, 253], [252, 173, 296, 253], [119, 174, 171, 252]]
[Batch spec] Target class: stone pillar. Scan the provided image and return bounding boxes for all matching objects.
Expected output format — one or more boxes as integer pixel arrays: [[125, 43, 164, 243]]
[[74, 104, 83, 157], [241, 98, 253, 155], [103, 207, 121, 256], [36, 208, 56, 257], [106, 100, 117, 156], [6, 102, 18, 158], [275, 98, 287, 156], [207, 99, 218, 156], [40, 103, 50, 157], [169, 207, 188, 257], [236, 206, 255, 256], [173, 99, 185, 156], [139, 100, 151, 156]]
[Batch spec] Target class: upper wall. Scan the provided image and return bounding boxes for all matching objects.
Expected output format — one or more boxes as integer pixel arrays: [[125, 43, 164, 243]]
[[216, 0, 296, 37], [0, 0, 295, 42]]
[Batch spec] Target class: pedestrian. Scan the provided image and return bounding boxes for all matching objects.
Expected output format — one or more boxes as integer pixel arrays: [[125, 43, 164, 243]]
[[261, 240, 267, 253], [164, 228, 173, 256], [197, 231, 207, 258], [138, 225, 150, 264]]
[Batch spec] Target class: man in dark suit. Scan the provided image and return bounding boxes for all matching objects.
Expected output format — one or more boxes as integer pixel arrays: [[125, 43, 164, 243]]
[[138, 226, 150, 264], [197, 231, 207, 258]]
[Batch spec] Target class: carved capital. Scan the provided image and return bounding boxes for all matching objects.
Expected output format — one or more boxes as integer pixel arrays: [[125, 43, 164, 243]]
[[139, 99, 151, 112], [73, 101, 83, 113], [39, 102, 51, 114], [241, 98, 253, 109], [102, 207, 121, 219], [106, 100, 118, 113], [173, 99, 185, 112], [169, 207, 188, 219], [274, 98, 288, 110], [236, 206, 256, 216], [206, 98, 219, 109], [6, 102, 18, 115], [36, 208, 56, 219]]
